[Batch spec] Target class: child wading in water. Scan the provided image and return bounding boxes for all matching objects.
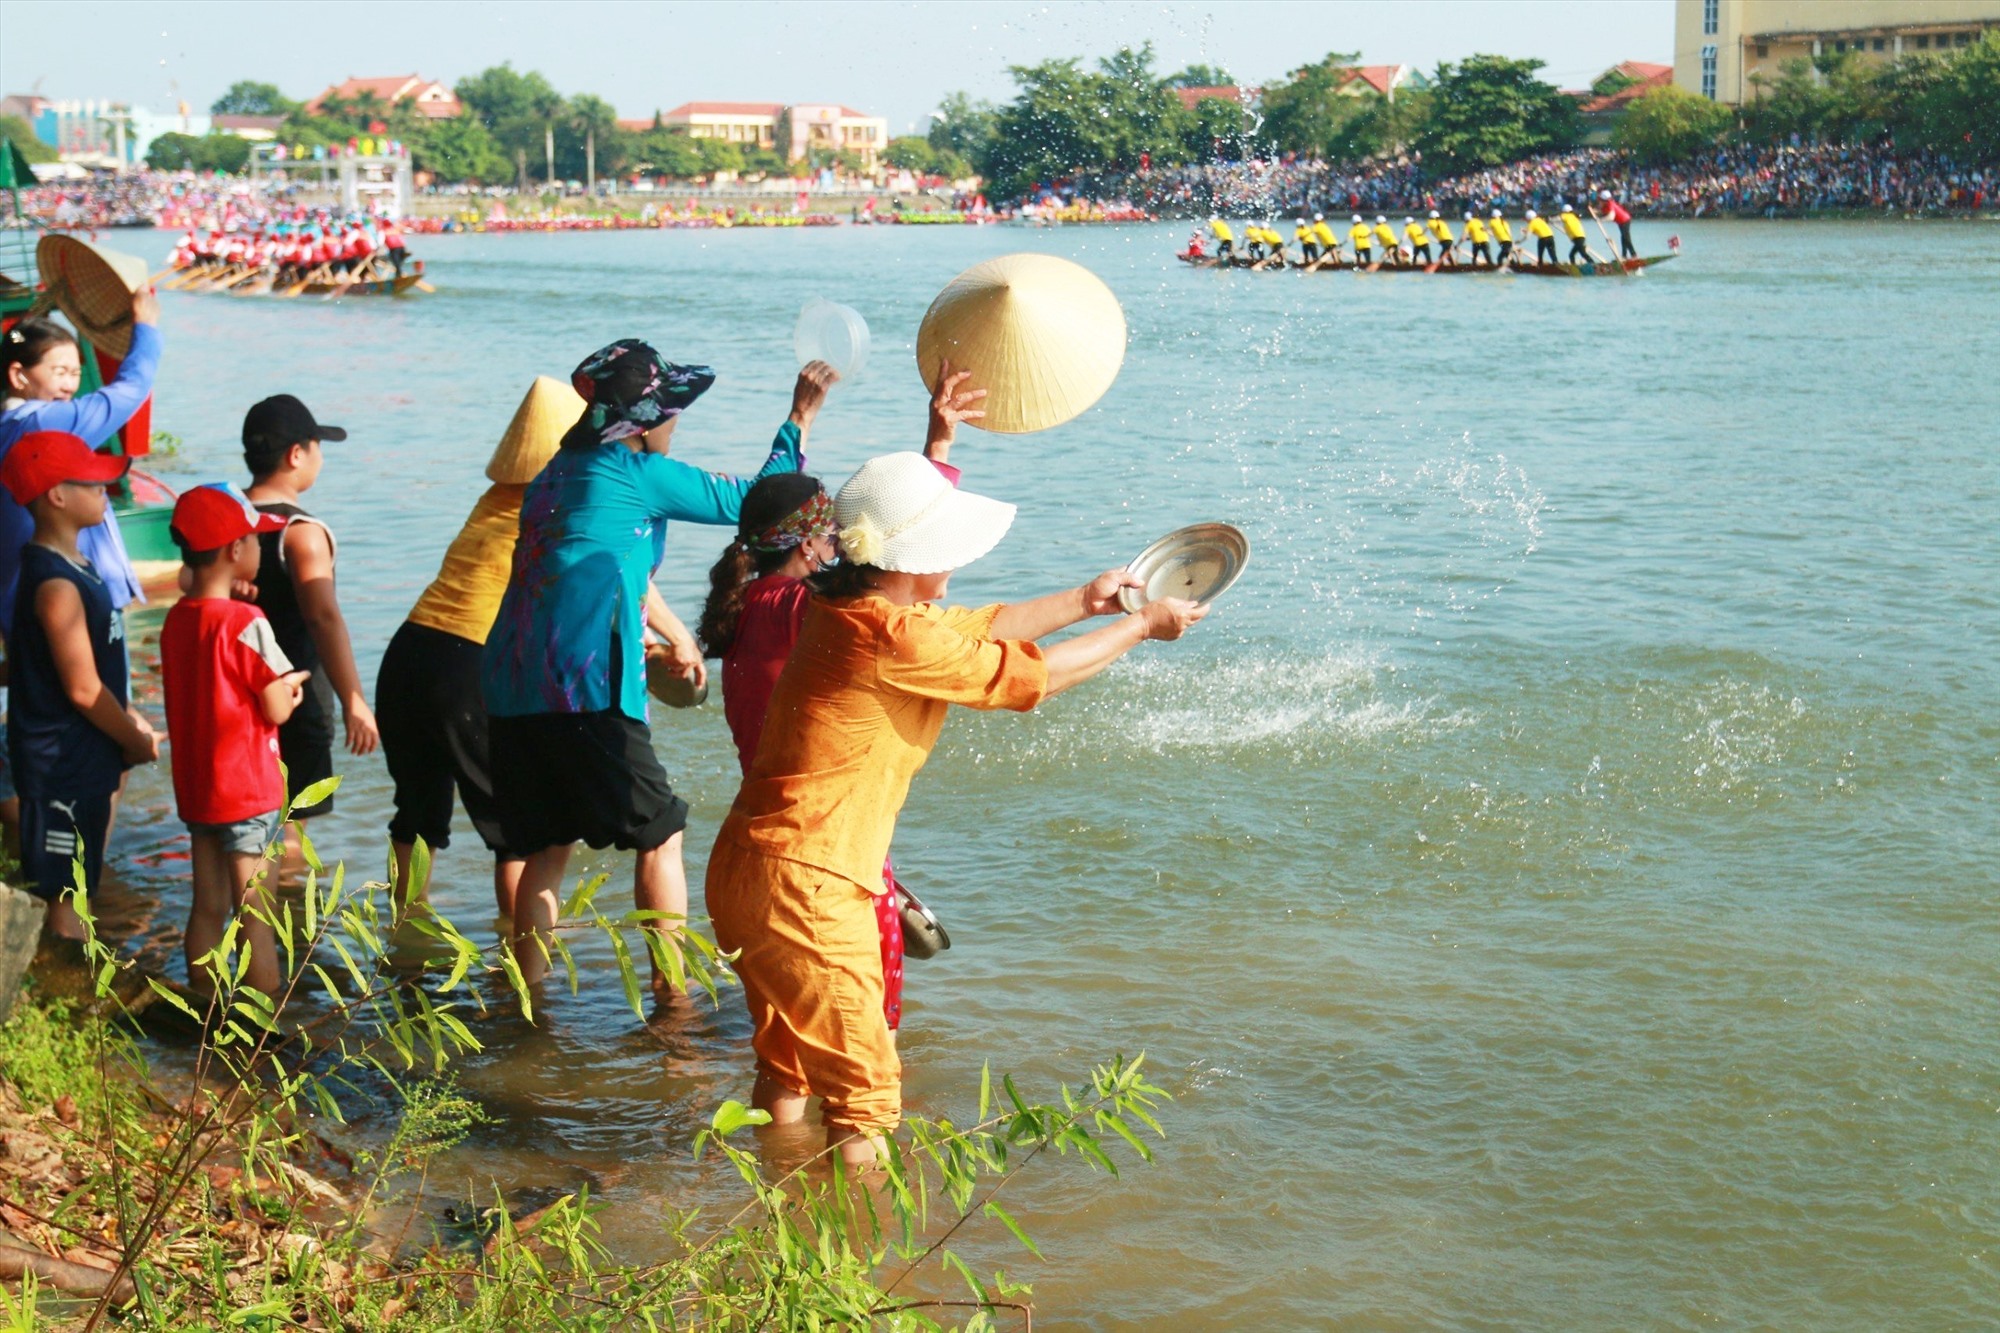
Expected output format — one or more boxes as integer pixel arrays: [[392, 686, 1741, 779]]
[[698, 362, 984, 1037], [0, 432, 158, 939], [242, 395, 378, 856], [160, 484, 307, 997]]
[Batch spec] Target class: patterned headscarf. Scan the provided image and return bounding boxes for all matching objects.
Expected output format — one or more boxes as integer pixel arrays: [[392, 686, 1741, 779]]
[[745, 488, 834, 555], [570, 338, 716, 445]]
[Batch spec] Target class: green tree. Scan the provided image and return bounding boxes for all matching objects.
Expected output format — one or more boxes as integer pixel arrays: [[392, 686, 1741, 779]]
[[634, 127, 704, 179], [1417, 54, 1582, 172], [143, 130, 250, 173], [696, 136, 745, 174], [982, 46, 1191, 195], [1902, 30, 2000, 160], [569, 93, 620, 189], [407, 114, 513, 182], [1168, 63, 1236, 89], [883, 135, 936, 171], [1183, 94, 1251, 161], [210, 80, 297, 117], [927, 90, 999, 167], [456, 64, 563, 187], [1613, 84, 1733, 163], [1258, 50, 1367, 157], [1, 113, 57, 164]]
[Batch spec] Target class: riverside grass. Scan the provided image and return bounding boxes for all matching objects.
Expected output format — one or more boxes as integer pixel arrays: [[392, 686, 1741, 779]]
[[0, 776, 1170, 1329]]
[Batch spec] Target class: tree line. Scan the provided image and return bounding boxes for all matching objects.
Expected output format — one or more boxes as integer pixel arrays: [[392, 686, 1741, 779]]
[[1614, 34, 1999, 164], [136, 34, 1999, 192], [147, 66, 864, 185]]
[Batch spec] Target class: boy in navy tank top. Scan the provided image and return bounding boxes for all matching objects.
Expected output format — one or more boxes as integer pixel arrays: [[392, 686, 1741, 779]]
[[241, 395, 378, 854], [0, 432, 159, 939]]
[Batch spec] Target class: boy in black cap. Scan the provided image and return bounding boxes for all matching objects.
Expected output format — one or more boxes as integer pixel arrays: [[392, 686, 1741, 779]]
[[242, 395, 378, 848]]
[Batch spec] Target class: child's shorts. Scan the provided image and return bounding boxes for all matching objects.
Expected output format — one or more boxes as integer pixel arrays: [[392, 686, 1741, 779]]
[[185, 809, 283, 858], [18, 792, 114, 903]]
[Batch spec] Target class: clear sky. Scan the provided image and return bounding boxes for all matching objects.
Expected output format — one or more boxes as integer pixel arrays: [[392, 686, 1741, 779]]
[[0, 0, 1674, 134]]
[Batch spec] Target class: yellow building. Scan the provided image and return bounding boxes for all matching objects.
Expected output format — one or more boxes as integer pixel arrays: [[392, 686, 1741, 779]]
[[660, 101, 889, 169], [1675, 0, 2000, 103]]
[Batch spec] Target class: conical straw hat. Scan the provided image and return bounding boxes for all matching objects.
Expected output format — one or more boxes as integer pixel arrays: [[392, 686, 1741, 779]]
[[915, 253, 1126, 434], [487, 375, 586, 483], [35, 233, 150, 360]]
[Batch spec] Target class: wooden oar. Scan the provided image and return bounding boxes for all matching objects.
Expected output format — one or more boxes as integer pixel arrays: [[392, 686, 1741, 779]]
[[1592, 214, 1627, 271], [183, 264, 246, 293], [282, 263, 331, 298]]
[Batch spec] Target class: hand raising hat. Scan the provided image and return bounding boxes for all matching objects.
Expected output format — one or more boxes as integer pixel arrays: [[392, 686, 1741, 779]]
[[915, 254, 1126, 435]]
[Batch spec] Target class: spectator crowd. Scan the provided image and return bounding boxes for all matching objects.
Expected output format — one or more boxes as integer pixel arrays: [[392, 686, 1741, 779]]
[[1073, 142, 1996, 219]]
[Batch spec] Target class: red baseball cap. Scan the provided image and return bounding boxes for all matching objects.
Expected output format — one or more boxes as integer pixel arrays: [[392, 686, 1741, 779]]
[[0, 431, 131, 505], [170, 482, 286, 552]]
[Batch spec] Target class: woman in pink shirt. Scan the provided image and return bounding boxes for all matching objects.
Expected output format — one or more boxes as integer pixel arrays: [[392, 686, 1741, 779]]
[[697, 365, 982, 1033]]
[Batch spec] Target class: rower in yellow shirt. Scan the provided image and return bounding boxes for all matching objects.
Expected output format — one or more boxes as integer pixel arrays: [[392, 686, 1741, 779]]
[[1487, 209, 1515, 266], [1558, 202, 1590, 263], [1294, 218, 1317, 264], [1403, 216, 1431, 266], [1463, 211, 1492, 266], [1372, 215, 1398, 265], [1311, 213, 1338, 263], [1260, 221, 1286, 266], [1426, 210, 1457, 267], [1348, 214, 1375, 265], [1525, 208, 1557, 265], [1208, 214, 1236, 262]]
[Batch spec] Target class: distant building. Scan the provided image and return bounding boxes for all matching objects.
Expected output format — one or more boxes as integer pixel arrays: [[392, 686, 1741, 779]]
[[213, 114, 284, 141], [1173, 85, 1260, 111], [307, 75, 461, 120], [1336, 64, 1429, 101], [1674, 0, 2000, 104], [659, 100, 889, 168], [12, 97, 206, 168]]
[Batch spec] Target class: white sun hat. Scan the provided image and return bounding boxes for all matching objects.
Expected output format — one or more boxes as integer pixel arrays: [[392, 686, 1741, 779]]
[[833, 451, 1016, 574]]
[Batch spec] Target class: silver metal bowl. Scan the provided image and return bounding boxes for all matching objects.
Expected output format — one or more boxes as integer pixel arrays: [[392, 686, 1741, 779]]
[[1117, 522, 1250, 613]]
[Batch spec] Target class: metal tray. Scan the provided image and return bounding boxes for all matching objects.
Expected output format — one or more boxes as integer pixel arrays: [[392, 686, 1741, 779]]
[[1117, 522, 1250, 613]]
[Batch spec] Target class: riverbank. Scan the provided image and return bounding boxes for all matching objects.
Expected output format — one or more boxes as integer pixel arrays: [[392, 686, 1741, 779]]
[[0, 862, 1168, 1328]]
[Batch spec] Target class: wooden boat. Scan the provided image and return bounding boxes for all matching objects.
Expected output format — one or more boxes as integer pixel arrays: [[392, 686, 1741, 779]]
[[1178, 252, 1677, 277], [166, 258, 429, 298]]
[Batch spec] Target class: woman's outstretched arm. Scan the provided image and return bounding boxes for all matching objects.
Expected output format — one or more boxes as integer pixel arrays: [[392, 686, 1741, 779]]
[[989, 568, 1144, 641], [1039, 597, 1207, 698]]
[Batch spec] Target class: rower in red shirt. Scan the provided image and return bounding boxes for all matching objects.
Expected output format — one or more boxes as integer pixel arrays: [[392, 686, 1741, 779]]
[[380, 222, 408, 277], [1592, 189, 1636, 259]]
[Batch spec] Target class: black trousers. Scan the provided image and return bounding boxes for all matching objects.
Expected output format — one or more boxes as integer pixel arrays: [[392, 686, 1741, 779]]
[[1536, 236, 1557, 263], [1569, 237, 1589, 262], [376, 621, 512, 856], [1618, 222, 1636, 258]]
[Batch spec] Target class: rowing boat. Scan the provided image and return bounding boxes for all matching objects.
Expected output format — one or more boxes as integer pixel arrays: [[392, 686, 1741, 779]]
[[1178, 253, 1677, 277], [167, 258, 429, 298]]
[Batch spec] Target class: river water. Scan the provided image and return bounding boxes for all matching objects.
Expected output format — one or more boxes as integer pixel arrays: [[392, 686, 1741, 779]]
[[96, 218, 1997, 1328]]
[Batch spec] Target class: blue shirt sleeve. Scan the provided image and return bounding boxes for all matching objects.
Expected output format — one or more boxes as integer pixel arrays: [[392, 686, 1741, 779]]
[[0, 322, 162, 450], [636, 420, 804, 526]]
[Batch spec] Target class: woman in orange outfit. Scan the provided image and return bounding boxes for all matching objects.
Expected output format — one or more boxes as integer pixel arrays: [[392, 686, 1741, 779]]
[[705, 448, 1208, 1164]]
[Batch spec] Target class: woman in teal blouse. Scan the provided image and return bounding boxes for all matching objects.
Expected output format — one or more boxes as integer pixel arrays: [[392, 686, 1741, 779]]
[[483, 338, 832, 999]]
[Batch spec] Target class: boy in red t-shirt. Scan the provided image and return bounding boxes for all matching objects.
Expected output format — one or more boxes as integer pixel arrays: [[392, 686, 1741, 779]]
[[160, 484, 308, 996]]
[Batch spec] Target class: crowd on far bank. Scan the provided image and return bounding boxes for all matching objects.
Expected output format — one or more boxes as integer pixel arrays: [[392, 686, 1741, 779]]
[[1079, 142, 1996, 219]]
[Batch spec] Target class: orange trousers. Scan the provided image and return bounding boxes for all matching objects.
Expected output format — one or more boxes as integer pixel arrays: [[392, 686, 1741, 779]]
[[704, 836, 901, 1134]]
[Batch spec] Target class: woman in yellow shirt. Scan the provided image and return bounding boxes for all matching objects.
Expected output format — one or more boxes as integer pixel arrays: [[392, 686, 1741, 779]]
[[706, 447, 1207, 1164]]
